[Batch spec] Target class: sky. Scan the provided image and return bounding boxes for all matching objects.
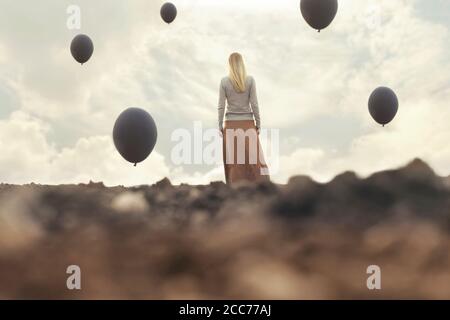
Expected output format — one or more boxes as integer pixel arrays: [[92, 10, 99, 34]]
[[0, 0, 449, 186]]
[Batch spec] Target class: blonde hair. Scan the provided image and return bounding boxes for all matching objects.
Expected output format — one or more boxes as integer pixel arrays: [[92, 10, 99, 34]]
[[228, 53, 247, 93]]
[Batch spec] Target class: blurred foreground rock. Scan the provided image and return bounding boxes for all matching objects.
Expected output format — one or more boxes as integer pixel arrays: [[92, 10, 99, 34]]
[[0, 159, 449, 299]]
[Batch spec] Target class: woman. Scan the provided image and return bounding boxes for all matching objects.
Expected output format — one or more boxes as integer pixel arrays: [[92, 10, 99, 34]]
[[218, 52, 269, 184]]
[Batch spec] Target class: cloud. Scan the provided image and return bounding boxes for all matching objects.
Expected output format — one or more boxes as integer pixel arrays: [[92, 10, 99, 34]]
[[276, 97, 450, 183], [0, 111, 171, 186], [268, 0, 450, 182], [0, 0, 449, 185], [51, 135, 171, 186]]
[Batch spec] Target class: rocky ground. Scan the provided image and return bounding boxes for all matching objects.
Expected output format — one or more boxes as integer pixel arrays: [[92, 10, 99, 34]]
[[0, 159, 449, 299]]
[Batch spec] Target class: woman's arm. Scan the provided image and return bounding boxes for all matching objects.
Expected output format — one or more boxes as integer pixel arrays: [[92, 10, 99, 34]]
[[218, 79, 226, 131], [249, 77, 261, 129]]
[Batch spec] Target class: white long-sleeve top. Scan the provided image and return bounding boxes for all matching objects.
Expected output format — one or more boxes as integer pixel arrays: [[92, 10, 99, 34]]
[[218, 76, 261, 131]]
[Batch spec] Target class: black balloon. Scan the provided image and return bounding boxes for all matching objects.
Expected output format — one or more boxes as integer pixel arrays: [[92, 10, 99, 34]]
[[113, 108, 158, 166], [368, 87, 399, 126], [70, 34, 94, 64], [160, 2, 177, 24], [300, 0, 338, 32]]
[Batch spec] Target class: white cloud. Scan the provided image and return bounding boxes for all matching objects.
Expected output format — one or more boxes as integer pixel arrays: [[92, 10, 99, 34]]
[[269, 0, 450, 182], [275, 148, 327, 183], [171, 165, 225, 185], [0, 111, 171, 186], [275, 98, 450, 183], [0, 0, 449, 185], [51, 135, 171, 186]]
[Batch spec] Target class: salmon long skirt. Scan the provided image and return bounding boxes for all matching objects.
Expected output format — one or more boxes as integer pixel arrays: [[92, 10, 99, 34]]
[[222, 120, 270, 184]]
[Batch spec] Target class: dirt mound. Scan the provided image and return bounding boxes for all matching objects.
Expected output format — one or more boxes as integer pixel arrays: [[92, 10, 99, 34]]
[[0, 159, 449, 299]]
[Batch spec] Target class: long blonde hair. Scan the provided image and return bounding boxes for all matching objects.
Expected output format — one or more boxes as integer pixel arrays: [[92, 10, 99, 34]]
[[228, 53, 247, 93]]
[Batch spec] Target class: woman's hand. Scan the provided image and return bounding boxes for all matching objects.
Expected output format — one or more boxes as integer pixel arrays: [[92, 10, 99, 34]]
[[219, 128, 224, 138]]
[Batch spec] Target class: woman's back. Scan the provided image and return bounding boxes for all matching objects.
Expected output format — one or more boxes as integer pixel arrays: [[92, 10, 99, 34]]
[[220, 76, 254, 113], [218, 75, 260, 130]]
